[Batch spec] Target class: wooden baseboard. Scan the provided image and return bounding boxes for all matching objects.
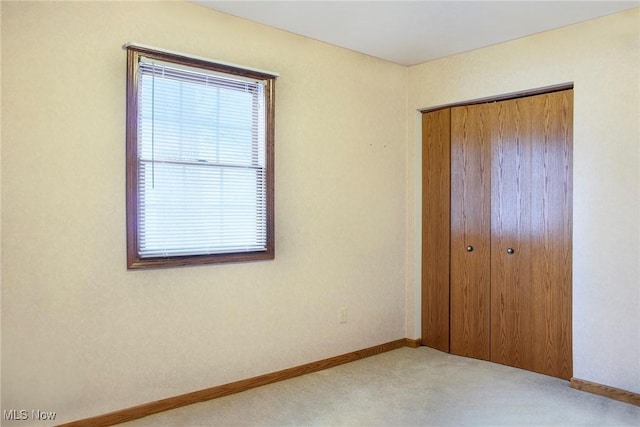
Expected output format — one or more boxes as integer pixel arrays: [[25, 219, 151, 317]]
[[59, 338, 409, 426], [405, 337, 422, 348], [570, 377, 640, 407]]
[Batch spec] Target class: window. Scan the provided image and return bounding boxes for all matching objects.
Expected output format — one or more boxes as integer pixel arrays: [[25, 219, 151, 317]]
[[125, 44, 277, 269]]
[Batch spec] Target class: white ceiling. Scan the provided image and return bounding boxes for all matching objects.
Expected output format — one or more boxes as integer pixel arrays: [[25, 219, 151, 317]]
[[193, 1, 639, 66]]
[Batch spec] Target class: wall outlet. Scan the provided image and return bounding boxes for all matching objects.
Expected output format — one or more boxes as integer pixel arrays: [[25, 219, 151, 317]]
[[339, 307, 348, 324]]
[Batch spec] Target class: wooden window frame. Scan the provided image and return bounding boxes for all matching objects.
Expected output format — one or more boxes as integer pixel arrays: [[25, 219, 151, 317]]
[[125, 45, 276, 269]]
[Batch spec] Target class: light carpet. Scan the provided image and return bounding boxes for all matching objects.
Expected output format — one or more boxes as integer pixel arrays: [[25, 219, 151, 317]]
[[120, 346, 640, 426]]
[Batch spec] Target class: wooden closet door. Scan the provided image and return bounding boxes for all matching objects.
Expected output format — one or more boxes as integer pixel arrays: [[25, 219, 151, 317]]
[[490, 90, 573, 379], [450, 103, 493, 360], [421, 109, 451, 352]]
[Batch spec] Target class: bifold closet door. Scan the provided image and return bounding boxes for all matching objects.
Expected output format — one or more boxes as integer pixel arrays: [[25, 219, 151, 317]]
[[449, 103, 493, 360], [490, 91, 573, 379], [421, 89, 572, 380]]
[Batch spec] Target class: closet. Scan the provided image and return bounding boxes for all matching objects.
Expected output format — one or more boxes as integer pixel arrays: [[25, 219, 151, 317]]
[[421, 88, 573, 380]]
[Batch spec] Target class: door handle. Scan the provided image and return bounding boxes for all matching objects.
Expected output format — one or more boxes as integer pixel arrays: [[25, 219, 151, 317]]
[[466, 245, 474, 252], [506, 248, 515, 255]]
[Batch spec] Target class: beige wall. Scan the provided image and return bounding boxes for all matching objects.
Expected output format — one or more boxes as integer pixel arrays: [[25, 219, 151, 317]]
[[407, 8, 640, 394], [1, 1, 407, 423]]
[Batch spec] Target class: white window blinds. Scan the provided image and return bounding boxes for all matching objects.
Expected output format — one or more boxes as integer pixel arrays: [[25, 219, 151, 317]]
[[136, 57, 268, 258]]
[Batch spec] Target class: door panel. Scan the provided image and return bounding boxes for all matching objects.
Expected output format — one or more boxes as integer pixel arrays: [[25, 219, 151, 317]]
[[450, 104, 492, 360], [528, 90, 573, 379], [421, 109, 451, 353], [490, 96, 536, 371], [490, 91, 573, 379]]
